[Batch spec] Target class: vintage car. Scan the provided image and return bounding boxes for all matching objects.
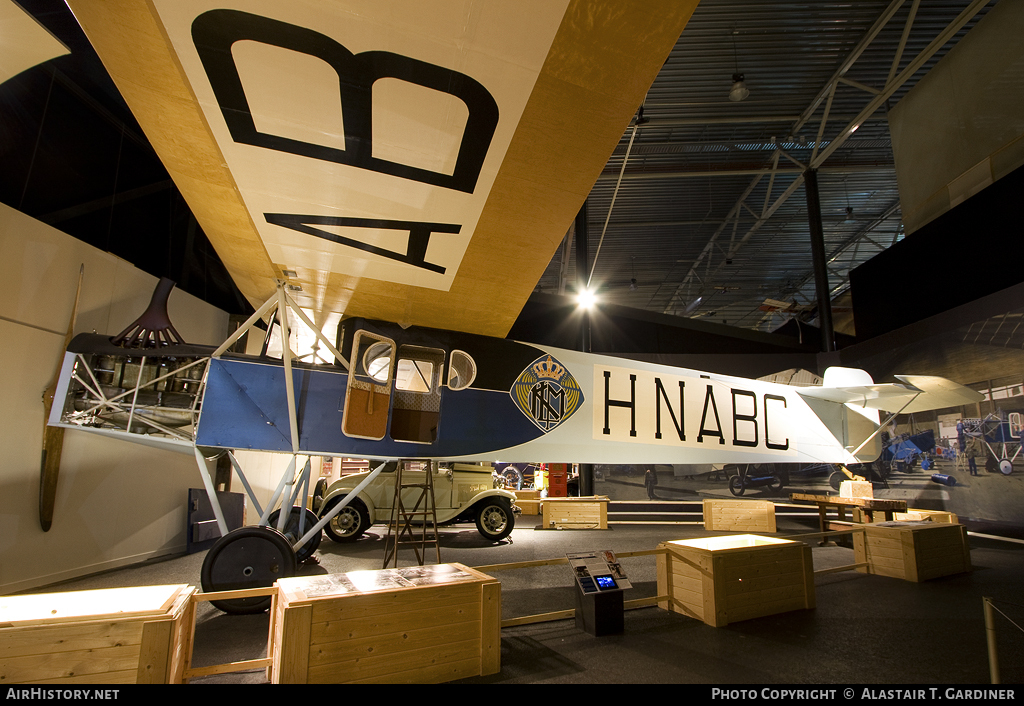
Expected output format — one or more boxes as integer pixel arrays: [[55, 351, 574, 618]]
[[317, 463, 519, 542]]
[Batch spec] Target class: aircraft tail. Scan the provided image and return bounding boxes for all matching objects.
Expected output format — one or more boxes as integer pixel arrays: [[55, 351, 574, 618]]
[[797, 367, 983, 414], [795, 367, 984, 462]]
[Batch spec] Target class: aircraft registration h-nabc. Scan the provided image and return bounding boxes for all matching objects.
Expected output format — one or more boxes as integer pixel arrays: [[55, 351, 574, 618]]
[[42, 1, 982, 606]]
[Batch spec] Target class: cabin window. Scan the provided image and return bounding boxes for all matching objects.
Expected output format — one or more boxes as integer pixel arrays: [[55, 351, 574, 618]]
[[363, 341, 393, 382], [447, 350, 476, 391], [396, 359, 434, 393]]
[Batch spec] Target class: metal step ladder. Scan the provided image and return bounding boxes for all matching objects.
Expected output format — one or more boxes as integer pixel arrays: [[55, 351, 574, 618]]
[[382, 460, 441, 568]]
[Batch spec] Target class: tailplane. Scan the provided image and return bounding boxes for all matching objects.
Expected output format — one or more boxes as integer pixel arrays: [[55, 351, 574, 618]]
[[795, 367, 983, 462]]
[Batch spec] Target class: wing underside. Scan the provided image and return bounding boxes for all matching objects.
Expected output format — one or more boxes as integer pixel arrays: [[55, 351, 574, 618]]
[[65, 0, 699, 336]]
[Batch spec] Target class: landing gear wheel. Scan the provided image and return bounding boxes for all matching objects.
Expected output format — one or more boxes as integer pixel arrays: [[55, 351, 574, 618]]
[[475, 499, 515, 541], [829, 471, 845, 491], [729, 475, 745, 496], [322, 496, 370, 543], [311, 478, 328, 513], [201, 526, 296, 614], [267, 506, 322, 563], [767, 475, 784, 495], [999, 458, 1013, 475]]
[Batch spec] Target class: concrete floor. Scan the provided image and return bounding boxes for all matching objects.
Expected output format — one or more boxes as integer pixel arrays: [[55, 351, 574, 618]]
[[28, 510, 1024, 686]]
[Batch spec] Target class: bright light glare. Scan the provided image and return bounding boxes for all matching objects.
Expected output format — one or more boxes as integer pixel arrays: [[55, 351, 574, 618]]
[[577, 288, 597, 309]]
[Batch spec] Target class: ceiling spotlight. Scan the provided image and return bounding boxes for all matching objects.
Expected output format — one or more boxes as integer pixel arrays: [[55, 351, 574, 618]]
[[729, 73, 749, 102], [577, 288, 597, 310]]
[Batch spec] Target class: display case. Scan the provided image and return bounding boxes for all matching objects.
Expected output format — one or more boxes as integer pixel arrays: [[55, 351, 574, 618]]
[[657, 535, 815, 627], [853, 521, 971, 582], [270, 563, 500, 683], [702, 499, 777, 533], [0, 584, 195, 684], [540, 496, 609, 529]]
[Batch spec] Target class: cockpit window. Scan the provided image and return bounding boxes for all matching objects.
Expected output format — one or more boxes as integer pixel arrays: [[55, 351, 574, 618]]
[[447, 350, 477, 391]]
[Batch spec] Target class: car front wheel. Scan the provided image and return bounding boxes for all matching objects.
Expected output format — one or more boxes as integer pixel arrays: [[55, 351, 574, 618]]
[[475, 499, 515, 541], [322, 496, 370, 543]]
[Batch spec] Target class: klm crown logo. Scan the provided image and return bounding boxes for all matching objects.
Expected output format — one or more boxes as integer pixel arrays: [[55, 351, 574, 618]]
[[511, 354, 583, 433]]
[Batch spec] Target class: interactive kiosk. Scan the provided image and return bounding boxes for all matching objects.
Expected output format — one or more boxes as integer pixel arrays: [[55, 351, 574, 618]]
[[568, 551, 631, 636]]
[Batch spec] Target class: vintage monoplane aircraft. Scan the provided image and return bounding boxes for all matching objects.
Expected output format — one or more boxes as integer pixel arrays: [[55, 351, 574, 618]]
[[44, 1, 982, 612]]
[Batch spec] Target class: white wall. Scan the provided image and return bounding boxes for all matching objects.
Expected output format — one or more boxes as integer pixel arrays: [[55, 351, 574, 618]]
[[0, 203, 229, 594]]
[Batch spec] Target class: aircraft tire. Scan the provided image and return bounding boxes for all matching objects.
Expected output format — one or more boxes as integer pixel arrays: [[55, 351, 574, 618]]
[[201, 526, 296, 614], [311, 477, 328, 513], [267, 506, 322, 563], [728, 475, 745, 496], [322, 496, 370, 543], [475, 498, 514, 542]]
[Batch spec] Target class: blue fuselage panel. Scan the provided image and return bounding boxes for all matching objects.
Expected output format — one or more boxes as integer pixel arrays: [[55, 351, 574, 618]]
[[195, 357, 541, 458]]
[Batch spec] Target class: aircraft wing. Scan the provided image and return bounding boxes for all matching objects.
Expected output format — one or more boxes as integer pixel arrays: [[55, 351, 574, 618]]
[[796, 375, 984, 414], [65, 0, 698, 337]]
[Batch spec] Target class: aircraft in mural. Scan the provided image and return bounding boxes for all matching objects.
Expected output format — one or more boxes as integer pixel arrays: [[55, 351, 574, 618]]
[[42, 1, 983, 611]]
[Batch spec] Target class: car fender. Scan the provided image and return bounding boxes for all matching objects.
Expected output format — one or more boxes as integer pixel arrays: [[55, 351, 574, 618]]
[[454, 488, 519, 522], [319, 486, 378, 524]]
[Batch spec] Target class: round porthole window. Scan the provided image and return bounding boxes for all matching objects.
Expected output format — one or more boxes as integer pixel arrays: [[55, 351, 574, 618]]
[[448, 350, 477, 391], [362, 342, 393, 382]]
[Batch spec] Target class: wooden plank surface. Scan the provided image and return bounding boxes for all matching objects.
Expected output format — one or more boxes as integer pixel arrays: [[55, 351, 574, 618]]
[[311, 601, 479, 644], [790, 493, 907, 510], [480, 581, 500, 676], [308, 581, 482, 624], [308, 637, 482, 684], [0, 621, 144, 657], [0, 585, 188, 627], [309, 620, 481, 666]]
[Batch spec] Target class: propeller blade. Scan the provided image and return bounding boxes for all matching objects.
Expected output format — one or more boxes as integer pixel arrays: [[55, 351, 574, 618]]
[[39, 265, 83, 532]]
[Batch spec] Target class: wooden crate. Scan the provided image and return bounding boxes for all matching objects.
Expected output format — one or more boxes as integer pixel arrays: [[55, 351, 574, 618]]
[[657, 535, 815, 627], [853, 507, 959, 524], [540, 496, 609, 529], [270, 563, 500, 683], [0, 584, 195, 684], [514, 489, 541, 515], [853, 521, 971, 582], [703, 499, 776, 533]]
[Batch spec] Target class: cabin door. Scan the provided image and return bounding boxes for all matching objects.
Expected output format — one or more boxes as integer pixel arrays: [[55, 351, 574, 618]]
[[390, 345, 445, 444], [341, 330, 396, 440]]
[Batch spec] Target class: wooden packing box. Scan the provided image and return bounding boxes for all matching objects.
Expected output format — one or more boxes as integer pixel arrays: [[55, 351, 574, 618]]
[[703, 499, 777, 533], [853, 521, 971, 582], [853, 507, 959, 524], [657, 535, 815, 628], [839, 480, 873, 499], [270, 563, 500, 684], [540, 496, 609, 529], [514, 489, 541, 515], [0, 584, 195, 684]]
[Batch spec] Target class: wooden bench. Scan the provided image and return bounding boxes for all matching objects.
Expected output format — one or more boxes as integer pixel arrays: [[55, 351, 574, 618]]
[[789, 492, 907, 545]]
